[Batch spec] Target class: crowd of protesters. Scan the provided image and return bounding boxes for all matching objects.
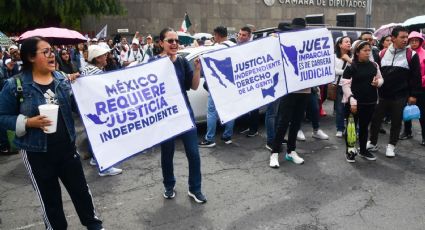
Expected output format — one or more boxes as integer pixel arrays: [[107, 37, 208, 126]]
[[0, 19, 425, 229]]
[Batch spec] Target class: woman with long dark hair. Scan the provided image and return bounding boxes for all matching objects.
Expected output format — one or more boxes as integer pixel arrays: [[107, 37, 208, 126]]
[[334, 36, 352, 137], [378, 35, 392, 50], [341, 41, 383, 162], [57, 48, 79, 75], [149, 28, 206, 203], [0, 37, 103, 229]]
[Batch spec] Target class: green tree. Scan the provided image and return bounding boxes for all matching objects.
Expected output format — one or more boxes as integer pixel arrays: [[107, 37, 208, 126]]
[[0, 0, 125, 32]]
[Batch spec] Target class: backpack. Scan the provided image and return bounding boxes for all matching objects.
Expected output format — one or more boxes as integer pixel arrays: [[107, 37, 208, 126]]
[[14, 73, 24, 113], [379, 48, 413, 65], [127, 48, 146, 62]]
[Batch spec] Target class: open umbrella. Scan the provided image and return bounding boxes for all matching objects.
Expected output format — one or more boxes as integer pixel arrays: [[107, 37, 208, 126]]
[[403, 15, 425, 29], [0, 31, 15, 47], [373, 23, 401, 40], [177, 31, 194, 46], [18, 27, 87, 45]]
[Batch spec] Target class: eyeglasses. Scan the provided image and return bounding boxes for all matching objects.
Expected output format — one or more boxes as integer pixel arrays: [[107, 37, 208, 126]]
[[164, 38, 180, 44], [37, 48, 55, 58]]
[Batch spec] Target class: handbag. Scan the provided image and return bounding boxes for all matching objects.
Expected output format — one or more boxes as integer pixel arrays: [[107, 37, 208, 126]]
[[327, 60, 347, 101], [327, 83, 338, 101], [403, 104, 421, 121]]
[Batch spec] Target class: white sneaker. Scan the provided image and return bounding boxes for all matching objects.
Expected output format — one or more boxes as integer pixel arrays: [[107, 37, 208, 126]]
[[312, 129, 329, 140], [269, 153, 279, 168], [99, 167, 123, 176], [336, 131, 343, 138], [297, 130, 306, 141], [386, 144, 395, 158], [89, 158, 97, 166], [366, 141, 379, 152], [285, 151, 304, 164]]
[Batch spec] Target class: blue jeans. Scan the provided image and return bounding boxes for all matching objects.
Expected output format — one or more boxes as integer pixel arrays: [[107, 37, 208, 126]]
[[265, 100, 279, 144], [161, 128, 202, 193], [205, 95, 234, 141], [335, 86, 345, 132]]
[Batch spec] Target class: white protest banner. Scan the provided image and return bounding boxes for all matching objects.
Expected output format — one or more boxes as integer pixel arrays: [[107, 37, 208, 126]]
[[72, 58, 195, 171], [279, 28, 335, 93], [200, 36, 285, 124]]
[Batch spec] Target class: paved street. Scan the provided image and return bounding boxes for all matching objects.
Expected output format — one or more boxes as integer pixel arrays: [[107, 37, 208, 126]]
[[1, 101, 425, 230]]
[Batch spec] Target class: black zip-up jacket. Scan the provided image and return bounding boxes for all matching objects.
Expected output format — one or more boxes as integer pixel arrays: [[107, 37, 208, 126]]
[[379, 44, 422, 99]]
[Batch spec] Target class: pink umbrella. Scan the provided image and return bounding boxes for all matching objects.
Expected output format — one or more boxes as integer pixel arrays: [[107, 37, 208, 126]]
[[18, 27, 87, 45], [373, 23, 402, 40]]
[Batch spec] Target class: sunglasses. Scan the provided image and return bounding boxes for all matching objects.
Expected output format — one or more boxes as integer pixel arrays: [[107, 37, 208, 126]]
[[37, 48, 55, 58], [164, 38, 180, 44]]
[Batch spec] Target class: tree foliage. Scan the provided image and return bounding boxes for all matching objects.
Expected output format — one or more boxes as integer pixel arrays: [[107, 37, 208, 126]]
[[0, 0, 125, 33]]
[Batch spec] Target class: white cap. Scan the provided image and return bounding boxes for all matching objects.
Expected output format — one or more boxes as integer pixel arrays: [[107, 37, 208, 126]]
[[132, 38, 139, 45], [5, 58, 13, 65], [8, 45, 18, 53], [91, 38, 98, 42], [88, 45, 110, 62]]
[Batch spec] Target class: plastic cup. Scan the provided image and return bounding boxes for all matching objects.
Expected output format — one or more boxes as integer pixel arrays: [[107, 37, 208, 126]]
[[38, 104, 59, 134]]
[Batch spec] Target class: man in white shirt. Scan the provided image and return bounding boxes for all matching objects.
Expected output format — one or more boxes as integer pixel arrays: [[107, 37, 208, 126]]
[[121, 38, 148, 67], [143, 35, 154, 57]]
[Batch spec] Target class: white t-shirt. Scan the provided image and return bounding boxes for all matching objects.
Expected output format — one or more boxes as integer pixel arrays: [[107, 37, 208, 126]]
[[121, 48, 148, 66]]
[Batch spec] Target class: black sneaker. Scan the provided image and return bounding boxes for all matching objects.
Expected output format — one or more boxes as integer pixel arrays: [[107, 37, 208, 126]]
[[0, 144, 9, 153], [188, 191, 207, 203], [399, 132, 413, 140], [221, 137, 232, 144], [359, 150, 377, 161], [199, 140, 216, 148], [383, 117, 391, 124], [246, 130, 259, 137], [0, 144, 17, 155], [346, 148, 357, 163], [163, 187, 175, 199]]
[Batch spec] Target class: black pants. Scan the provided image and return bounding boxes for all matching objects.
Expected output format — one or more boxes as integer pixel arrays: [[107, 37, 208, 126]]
[[403, 93, 425, 140], [22, 147, 102, 230], [247, 109, 260, 133], [370, 97, 406, 146], [272, 93, 309, 153], [345, 104, 376, 153]]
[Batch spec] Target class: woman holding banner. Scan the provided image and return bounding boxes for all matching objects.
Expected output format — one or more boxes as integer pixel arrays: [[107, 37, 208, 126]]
[[0, 37, 104, 229], [341, 41, 383, 162], [150, 28, 206, 203]]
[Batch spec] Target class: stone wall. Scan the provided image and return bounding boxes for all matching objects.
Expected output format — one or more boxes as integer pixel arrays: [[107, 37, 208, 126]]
[[81, 0, 425, 37]]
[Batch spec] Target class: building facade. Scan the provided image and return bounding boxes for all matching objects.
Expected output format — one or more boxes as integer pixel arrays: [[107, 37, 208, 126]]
[[81, 0, 424, 37]]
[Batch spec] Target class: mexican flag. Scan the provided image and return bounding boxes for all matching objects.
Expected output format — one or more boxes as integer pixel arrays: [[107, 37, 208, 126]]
[[179, 13, 192, 33]]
